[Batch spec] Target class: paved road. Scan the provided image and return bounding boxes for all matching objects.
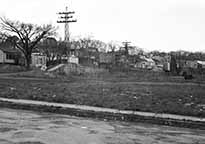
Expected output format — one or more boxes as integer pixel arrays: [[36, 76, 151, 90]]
[[0, 108, 205, 144], [1, 97, 205, 123]]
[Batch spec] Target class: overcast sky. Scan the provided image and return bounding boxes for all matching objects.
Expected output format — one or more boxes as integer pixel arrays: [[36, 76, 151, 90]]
[[0, 0, 205, 52]]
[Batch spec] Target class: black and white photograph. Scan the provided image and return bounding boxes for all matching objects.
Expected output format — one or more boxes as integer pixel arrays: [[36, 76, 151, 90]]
[[0, 0, 205, 144]]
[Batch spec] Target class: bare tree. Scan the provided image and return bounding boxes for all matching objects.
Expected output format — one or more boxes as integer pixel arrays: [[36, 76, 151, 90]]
[[0, 33, 8, 43], [0, 34, 18, 48], [38, 37, 58, 63], [38, 39, 70, 65], [76, 37, 94, 49], [73, 37, 107, 52], [107, 41, 119, 52], [0, 17, 56, 69], [57, 41, 70, 58], [93, 39, 107, 52]]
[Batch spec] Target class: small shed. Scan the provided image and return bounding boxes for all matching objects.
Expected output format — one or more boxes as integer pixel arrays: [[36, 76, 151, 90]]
[[68, 55, 79, 64], [31, 53, 47, 67]]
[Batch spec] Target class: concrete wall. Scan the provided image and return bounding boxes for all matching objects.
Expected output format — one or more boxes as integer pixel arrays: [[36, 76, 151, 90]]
[[64, 63, 107, 75]]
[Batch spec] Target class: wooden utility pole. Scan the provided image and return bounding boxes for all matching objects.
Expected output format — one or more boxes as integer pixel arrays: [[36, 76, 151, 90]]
[[122, 41, 131, 56]]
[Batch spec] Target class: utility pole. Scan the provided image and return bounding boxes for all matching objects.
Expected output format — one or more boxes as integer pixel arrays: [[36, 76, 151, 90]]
[[57, 6, 77, 42], [57, 6, 77, 58], [122, 41, 131, 56]]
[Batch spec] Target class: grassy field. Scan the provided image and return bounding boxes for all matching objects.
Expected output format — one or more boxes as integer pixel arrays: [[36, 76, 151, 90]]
[[0, 64, 26, 73], [0, 74, 205, 117], [9, 68, 205, 84]]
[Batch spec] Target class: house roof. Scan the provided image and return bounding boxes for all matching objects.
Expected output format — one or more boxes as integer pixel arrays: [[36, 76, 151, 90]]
[[77, 48, 99, 58], [0, 46, 20, 54], [197, 61, 205, 65], [31, 52, 46, 56], [140, 56, 155, 63], [152, 56, 164, 62], [99, 52, 114, 63]]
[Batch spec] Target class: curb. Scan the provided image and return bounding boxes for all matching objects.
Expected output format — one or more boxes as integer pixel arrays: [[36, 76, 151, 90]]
[[0, 97, 205, 130]]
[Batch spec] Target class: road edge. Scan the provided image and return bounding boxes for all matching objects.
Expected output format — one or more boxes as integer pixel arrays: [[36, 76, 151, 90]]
[[0, 97, 205, 130]]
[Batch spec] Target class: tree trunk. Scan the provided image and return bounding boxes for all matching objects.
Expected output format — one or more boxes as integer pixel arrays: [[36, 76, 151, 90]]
[[25, 55, 32, 70]]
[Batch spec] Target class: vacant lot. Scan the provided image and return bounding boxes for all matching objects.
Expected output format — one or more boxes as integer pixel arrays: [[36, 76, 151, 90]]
[[0, 74, 205, 117]]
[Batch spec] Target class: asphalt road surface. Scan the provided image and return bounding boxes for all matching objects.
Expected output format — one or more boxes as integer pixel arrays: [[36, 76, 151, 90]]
[[0, 108, 205, 144]]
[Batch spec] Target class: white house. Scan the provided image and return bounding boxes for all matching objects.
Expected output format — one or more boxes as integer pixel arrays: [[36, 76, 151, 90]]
[[0, 47, 21, 64], [68, 55, 79, 64], [135, 56, 155, 69], [31, 53, 47, 67], [197, 61, 205, 69]]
